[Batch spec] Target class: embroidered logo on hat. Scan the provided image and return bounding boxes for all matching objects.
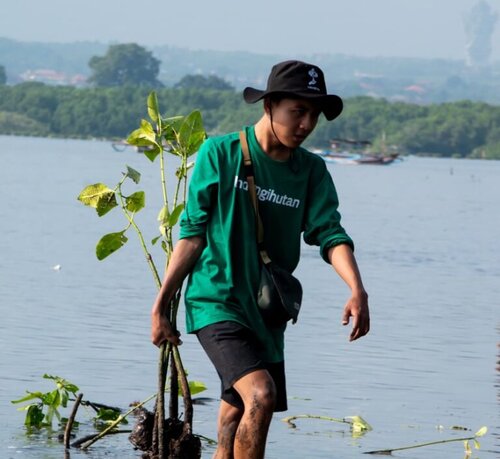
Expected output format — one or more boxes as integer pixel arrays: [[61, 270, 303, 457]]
[[307, 68, 319, 91]]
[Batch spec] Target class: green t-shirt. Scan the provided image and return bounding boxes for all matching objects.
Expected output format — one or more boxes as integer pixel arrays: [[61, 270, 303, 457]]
[[179, 126, 353, 362]]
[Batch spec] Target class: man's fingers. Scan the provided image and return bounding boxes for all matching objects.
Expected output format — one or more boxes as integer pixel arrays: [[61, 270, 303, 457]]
[[152, 327, 182, 347], [349, 315, 359, 340], [350, 317, 370, 341], [341, 310, 350, 326]]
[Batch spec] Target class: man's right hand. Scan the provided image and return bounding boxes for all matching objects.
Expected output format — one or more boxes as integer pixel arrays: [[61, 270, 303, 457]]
[[151, 309, 182, 347]]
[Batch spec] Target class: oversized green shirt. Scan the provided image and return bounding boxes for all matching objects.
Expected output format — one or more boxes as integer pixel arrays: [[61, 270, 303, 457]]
[[179, 126, 353, 362]]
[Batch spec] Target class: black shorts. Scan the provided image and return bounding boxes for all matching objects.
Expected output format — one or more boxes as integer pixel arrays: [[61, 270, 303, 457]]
[[196, 321, 288, 412]]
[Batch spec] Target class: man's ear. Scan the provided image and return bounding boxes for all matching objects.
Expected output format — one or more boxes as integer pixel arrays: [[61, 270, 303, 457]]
[[263, 97, 272, 115]]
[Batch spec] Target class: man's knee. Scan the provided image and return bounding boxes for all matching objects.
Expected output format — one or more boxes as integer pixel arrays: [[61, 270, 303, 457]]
[[235, 370, 277, 414]]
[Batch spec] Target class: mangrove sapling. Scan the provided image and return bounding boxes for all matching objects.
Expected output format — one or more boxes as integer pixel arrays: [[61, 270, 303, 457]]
[[11, 374, 80, 429], [78, 91, 206, 458], [363, 425, 488, 455]]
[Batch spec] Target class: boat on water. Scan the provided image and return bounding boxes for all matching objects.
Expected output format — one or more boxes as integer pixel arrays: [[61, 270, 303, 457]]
[[318, 151, 400, 165], [313, 137, 401, 165], [111, 140, 151, 153]]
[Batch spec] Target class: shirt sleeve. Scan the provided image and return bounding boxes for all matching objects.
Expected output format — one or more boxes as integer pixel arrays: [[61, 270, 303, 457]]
[[179, 138, 218, 239], [302, 158, 354, 263]]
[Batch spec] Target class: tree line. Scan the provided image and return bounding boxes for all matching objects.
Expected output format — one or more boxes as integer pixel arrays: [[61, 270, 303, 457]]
[[0, 83, 499, 159]]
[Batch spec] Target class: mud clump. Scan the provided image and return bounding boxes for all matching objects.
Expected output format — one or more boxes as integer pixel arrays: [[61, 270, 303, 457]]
[[129, 407, 201, 459]]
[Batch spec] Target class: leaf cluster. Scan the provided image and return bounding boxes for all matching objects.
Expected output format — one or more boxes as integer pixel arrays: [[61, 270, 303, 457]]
[[11, 374, 79, 428], [77, 92, 205, 262]]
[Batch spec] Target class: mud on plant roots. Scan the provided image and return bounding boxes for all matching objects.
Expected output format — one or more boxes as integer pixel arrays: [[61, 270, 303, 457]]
[[129, 408, 201, 459]]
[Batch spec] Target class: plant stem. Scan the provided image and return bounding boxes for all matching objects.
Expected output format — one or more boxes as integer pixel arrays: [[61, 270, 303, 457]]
[[64, 393, 83, 449], [173, 345, 193, 428], [80, 393, 157, 450], [282, 414, 352, 428], [156, 341, 171, 459], [364, 435, 477, 455], [159, 149, 168, 210], [116, 184, 162, 289]]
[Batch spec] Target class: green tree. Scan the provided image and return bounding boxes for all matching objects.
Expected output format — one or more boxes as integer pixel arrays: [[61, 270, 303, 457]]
[[174, 74, 234, 90], [0, 65, 6, 85], [88, 43, 162, 88]]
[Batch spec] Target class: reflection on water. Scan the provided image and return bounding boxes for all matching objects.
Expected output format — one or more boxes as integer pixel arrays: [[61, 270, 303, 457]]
[[1, 136, 499, 459]]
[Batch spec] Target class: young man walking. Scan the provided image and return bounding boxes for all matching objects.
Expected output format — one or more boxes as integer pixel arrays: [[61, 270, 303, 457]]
[[151, 60, 370, 459]]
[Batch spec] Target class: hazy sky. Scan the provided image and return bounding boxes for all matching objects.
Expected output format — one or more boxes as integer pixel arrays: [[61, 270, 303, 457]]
[[2, 0, 499, 60]]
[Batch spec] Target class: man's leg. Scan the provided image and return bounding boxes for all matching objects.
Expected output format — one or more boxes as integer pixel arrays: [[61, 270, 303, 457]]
[[232, 369, 277, 459], [213, 400, 243, 459]]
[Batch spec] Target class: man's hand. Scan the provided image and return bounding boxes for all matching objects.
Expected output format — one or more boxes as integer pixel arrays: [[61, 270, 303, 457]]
[[149, 237, 204, 347], [151, 309, 182, 347], [341, 291, 370, 341]]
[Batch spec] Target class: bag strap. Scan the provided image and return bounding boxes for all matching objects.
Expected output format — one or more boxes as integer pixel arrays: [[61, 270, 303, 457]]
[[239, 131, 272, 265]]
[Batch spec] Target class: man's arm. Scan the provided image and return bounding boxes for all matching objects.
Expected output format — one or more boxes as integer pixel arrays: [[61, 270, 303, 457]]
[[151, 236, 205, 346], [327, 243, 370, 341]]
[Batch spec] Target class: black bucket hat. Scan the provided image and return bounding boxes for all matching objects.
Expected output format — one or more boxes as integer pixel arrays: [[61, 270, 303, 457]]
[[243, 60, 343, 121]]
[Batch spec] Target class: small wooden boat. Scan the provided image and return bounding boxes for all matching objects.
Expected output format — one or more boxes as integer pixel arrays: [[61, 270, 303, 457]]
[[313, 137, 401, 165]]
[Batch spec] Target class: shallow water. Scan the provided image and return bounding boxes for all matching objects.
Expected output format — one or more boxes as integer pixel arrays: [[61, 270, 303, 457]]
[[1, 136, 498, 458]]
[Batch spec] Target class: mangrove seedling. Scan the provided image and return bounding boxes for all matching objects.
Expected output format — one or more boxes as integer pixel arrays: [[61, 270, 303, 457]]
[[11, 374, 79, 429], [78, 91, 206, 458]]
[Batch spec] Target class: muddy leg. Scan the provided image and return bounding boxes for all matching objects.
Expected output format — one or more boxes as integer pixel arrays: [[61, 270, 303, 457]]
[[232, 369, 276, 459], [213, 400, 244, 459]]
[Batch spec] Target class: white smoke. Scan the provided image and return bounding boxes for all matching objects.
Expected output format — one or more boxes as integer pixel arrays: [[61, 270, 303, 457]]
[[463, 0, 498, 66]]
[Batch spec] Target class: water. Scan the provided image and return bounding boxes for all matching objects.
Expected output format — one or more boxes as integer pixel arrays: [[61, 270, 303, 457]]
[[0, 135, 498, 459]]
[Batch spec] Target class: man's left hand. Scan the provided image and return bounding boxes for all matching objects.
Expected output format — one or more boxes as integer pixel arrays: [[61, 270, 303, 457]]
[[342, 292, 370, 341]]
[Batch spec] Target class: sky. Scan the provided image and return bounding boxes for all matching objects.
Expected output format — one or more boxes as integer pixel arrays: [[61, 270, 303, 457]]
[[2, 0, 499, 60]]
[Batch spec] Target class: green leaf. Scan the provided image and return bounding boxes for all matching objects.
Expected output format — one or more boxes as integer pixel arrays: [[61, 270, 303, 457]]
[[42, 389, 60, 407], [179, 110, 206, 157], [186, 380, 207, 396], [124, 165, 141, 184], [125, 191, 145, 212], [345, 415, 373, 432], [143, 145, 162, 162], [473, 439, 481, 450], [475, 426, 487, 437], [94, 407, 126, 425], [151, 235, 161, 245], [127, 129, 155, 148], [61, 390, 69, 408], [168, 203, 184, 227], [161, 115, 184, 143], [147, 91, 160, 123], [96, 191, 118, 217], [11, 391, 44, 404], [157, 205, 168, 223], [127, 119, 162, 162], [64, 383, 79, 394], [25, 404, 44, 427], [43, 374, 79, 394], [138, 119, 156, 142], [96, 231, 128, 260], [78, 183, 116, 213]]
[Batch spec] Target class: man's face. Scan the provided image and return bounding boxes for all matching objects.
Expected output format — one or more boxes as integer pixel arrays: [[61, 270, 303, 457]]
[[268, 98, 321, 148]]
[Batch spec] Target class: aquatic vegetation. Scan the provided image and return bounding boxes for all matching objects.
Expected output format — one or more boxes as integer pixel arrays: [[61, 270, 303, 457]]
[[363, 425, 488, 455], [11, 374, 79, 429], [282, 413, 372, 436]]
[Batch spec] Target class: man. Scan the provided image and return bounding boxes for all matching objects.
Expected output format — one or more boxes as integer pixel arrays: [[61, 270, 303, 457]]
[[151, 60, 370, 459]]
